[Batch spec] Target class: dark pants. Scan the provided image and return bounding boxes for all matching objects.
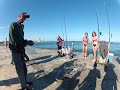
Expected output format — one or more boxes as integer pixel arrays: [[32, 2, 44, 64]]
[[11, 51, 27, 87], [57, 46, 62, 57], [11, 53, 29, 64], [58, 46, 62, 50]]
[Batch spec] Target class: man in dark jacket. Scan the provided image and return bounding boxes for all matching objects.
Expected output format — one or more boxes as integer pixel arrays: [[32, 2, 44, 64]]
[[10, 24, 29, 65], [21, 24, 30, 62], [9, 12, 34, 90]]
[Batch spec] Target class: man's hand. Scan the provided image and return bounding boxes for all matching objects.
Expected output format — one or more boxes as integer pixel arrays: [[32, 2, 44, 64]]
[[27, 40, 34, 46]]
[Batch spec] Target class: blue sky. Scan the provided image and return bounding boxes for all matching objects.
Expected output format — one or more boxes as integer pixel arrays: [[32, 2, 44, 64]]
[[0, 0, 120, 42]]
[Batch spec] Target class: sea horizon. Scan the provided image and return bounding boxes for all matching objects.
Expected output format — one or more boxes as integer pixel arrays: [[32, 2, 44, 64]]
[[33, 41, 120, 57], [0, 40, 120, 43], [0, 41, 120, 57]]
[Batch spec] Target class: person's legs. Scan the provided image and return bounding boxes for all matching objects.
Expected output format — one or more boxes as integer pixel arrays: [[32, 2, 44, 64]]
[[93, 45, 97, 61], [11, 59, 14, 65], [21, 55, 28, 82], [92, 46, 95, 60], [94, 48, 97, 61], [94, 47, 98, 67], [85, 45, 88, 57], [58, 46, 61, 56], [59, 46, 62, 57], [5, 45, 8, 52], [12, 51, 27, 88], [92, 45, 98, 67], [21, 55, 32, 86], [82, 44, 85, 59]]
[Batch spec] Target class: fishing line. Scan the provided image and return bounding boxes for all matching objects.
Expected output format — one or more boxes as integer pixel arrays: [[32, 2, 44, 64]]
[[95, 10, 100, 59], [62, 25, 65, 47], [104, 2, 111, 61], [64, 17, 68, 48]]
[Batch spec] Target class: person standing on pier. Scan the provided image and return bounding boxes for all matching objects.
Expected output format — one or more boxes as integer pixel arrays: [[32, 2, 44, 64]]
[[9, 12, 34, 90], [57, 35, 63, 56], [92, 31, 98, 66], [4, 38, 8, 52], [10, 24, 29, 65], [82, 32, 89, 60]]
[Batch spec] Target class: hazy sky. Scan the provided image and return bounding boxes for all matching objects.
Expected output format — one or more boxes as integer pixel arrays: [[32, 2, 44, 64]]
[[0, 0, 120, 42]]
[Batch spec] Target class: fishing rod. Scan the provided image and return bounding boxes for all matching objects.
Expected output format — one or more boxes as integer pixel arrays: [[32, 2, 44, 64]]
[[64, 17, 68, 48], [95, 10, 100, 59], [104, 3, 111, 61], [62, 26, 65, 47], [96, 10, 100, 42]]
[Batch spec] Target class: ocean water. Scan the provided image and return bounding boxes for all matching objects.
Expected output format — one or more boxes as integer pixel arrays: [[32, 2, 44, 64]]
[[33, 41, 120, 57], [0, 41, 119, 57]]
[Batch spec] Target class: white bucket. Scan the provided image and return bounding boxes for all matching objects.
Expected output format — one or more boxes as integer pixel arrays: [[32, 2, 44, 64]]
[[108, 53, 114, 63]]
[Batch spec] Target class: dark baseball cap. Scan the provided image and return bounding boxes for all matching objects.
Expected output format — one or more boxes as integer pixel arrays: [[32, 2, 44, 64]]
[[85, 32, 88, 35], [19, 12, 30, 18]]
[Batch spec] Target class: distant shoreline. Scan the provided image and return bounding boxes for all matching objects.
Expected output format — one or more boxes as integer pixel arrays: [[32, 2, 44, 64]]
[[0, 42, 4, 46], [34, 41, 120, 43], [0, 41, 120, 43]]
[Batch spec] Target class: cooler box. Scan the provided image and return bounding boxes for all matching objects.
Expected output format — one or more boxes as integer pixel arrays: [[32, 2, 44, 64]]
[[108, 53, 114, 63]]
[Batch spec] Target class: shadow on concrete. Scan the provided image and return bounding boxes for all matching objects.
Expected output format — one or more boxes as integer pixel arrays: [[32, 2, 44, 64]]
[[0, 77, 19, 86], [0, 70, 44, 90], [56, 71, 81, 90], [27, 55, 58, 66], [32, 59, 77, 90], [77, 66, 100, 90], [116, 57, 120, 64], [31, 55, 52, 61], [101, 64, 117, 90]]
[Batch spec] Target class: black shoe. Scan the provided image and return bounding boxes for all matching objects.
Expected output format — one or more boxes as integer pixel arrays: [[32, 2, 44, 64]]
[[11, 63, 14, 65], [26, 82, 33, 86], [21, 86, 30, 90], [94, 63, 97, 67]]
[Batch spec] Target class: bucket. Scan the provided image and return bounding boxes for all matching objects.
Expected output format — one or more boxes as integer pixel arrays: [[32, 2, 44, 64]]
[[108, 53, 114, 63]]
